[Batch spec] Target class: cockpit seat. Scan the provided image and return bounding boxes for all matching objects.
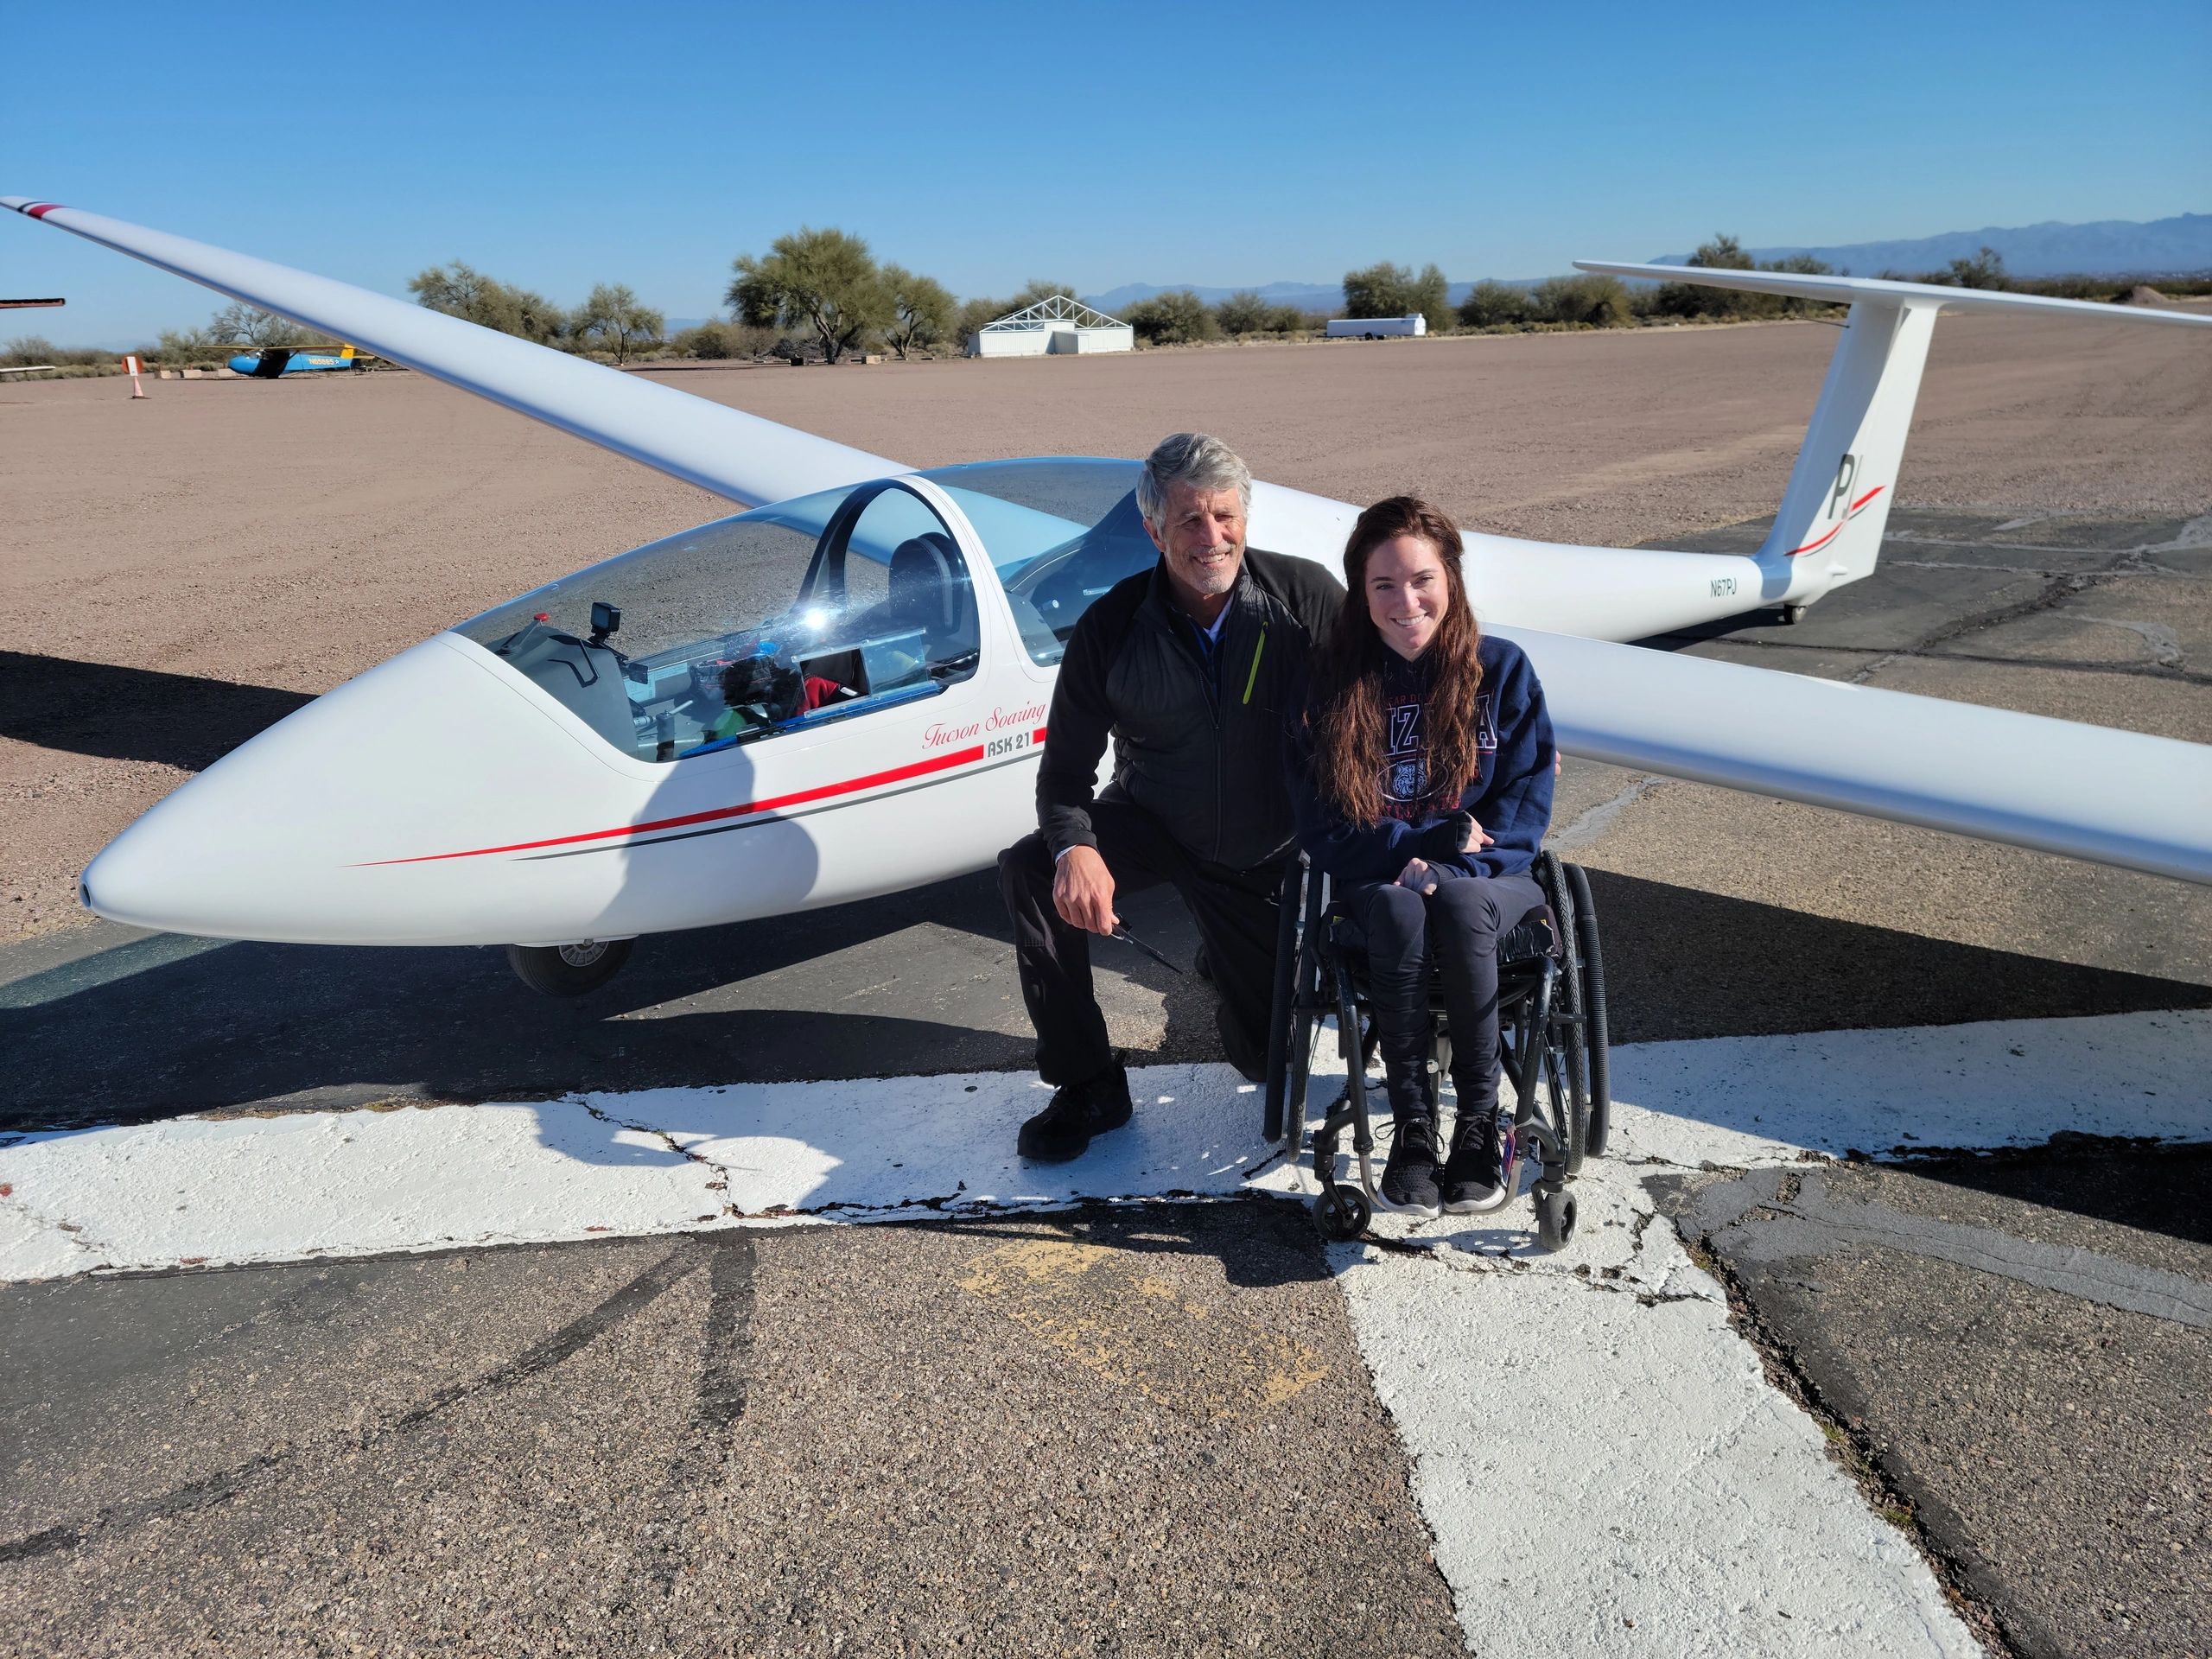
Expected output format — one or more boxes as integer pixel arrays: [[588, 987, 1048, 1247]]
[[883, 531, 979, 663]]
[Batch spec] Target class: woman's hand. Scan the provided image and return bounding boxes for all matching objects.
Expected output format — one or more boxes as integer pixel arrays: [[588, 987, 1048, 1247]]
[[1395, 856, 1439, 894], [1459, 817, 1496, 853]]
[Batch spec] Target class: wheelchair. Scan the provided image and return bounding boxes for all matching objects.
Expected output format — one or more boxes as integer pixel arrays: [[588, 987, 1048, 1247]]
[[1262, 850, 1610, 1251]]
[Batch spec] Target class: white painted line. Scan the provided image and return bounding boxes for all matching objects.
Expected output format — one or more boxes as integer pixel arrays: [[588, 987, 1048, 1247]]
[[0, 1064, 1278, 1280], [1338, 1227, 1979, 1656], [1325, 1009, 2208, 1656], [0, 1009, 2202, 1283]]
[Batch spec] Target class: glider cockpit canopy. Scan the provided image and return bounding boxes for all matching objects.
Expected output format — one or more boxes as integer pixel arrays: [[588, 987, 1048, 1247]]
[[455, 458, 1160, 765]]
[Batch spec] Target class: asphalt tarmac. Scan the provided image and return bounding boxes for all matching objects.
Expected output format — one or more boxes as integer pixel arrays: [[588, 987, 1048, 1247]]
[[3, 508, 2208, 1656]]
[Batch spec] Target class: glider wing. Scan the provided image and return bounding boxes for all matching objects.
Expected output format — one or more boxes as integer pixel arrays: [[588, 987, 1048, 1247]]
[[0, 197, 897, 506], [1507, 626, 2212, 885]]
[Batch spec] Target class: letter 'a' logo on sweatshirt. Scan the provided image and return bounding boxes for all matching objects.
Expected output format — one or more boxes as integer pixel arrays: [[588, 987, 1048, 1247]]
[[1476, 693, 1497, 753]]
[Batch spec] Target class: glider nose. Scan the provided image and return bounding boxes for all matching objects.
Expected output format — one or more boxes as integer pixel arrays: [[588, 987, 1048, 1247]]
[[77, 634, 639, 945]]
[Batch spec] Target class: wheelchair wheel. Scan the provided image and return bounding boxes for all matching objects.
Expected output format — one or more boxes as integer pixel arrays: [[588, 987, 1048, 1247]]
[[1540, 855, 1589, 1175], [1565, 862, 1611, 1158], [1312, 1184, 1370, 1240], [1535, 1185, 1576, 1250]]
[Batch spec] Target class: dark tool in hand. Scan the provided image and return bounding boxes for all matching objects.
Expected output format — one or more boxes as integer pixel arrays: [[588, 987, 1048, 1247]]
[[1110, 925, 1185, 976]]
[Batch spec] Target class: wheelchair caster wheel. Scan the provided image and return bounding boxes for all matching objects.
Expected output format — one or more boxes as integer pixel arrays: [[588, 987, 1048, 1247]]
[[1535, 1187, 1577, 1250], [1313, 1186, 1371, 1240]]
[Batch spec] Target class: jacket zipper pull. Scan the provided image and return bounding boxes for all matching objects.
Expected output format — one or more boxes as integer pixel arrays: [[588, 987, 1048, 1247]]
[[1241, 626, 1268, 706]]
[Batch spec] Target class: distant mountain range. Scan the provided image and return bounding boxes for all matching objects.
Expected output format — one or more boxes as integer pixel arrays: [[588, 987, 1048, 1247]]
[[1079, 213, 2211, 315]]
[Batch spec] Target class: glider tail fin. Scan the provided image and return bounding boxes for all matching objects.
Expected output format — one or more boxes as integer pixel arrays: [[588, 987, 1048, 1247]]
[[1755, 297, 1937, 594], [1574, 258, 2212, 608]]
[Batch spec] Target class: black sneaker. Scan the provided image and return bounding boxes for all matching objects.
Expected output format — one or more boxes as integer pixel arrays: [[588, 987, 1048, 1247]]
[[1017, 1066, 1134, 1163], [1440, 1114, 1507, 1213], [1376, 1116, 1441, 1219]]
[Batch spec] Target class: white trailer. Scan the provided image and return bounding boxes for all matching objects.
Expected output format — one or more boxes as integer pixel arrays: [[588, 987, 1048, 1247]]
[[1327, 315, 1427, 339]]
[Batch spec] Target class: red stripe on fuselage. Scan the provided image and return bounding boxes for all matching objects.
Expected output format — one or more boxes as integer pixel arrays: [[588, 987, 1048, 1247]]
[[359, 744, 989, 866]]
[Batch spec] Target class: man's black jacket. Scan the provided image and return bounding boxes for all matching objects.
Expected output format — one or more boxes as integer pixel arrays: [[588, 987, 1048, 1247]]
[[1035, 547, 1344, 872]]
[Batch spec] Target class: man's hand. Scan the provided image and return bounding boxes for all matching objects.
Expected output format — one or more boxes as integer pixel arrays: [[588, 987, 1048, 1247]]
[[1053, 845, 1119, 936], [1395, 856, 1439, 894]]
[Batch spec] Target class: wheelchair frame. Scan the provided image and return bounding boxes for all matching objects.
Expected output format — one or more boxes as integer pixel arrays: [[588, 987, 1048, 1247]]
[[1262, 850, 1611, 1250]]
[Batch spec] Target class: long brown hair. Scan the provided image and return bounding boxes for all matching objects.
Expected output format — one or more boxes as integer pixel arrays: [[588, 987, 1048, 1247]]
[[1307, 496, 1483, 826]]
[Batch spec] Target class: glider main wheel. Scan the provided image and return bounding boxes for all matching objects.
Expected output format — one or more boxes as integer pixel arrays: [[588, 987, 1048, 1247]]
[[1535, 1185, 1576, 1251], [505, 938, 632, 996], [1782, 602, 1809, 626], [1313, 1185, 1371, 1241]]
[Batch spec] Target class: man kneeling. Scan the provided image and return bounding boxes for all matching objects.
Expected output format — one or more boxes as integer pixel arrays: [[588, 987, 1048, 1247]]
[[998, 433, 1342, 1161]]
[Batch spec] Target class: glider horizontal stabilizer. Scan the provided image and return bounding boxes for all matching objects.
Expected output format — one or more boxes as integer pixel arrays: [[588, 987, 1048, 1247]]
[[0, 197, 897, 507], [1573, 260, 2212, 327]]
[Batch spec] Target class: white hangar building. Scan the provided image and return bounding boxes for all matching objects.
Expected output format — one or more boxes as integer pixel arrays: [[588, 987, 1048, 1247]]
[[968, 294, 1134, 358]]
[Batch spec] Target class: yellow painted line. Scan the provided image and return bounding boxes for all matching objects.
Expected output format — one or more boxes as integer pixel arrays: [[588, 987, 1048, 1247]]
[[957, 1238, 1326, 1419]]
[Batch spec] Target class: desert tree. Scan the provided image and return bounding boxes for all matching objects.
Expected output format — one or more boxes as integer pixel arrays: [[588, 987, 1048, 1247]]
[[1410, 263, 1452, 333], [1342, 261, 1413, 318], [409, 260, 568, 344], [728, 227, 889, 364], [571, 283, 664, 364], [881, 265, 955, 359], [207, 301, 311, 347]]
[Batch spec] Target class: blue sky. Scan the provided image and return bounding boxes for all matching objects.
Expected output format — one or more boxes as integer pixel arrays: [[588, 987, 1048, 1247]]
[[7, 0, 2208, 345]]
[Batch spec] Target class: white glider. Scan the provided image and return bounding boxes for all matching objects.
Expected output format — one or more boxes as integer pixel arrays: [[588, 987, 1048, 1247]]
[[6, 197, 2209, 993]]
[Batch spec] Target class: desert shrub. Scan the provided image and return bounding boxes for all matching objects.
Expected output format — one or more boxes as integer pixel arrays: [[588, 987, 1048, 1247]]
[[1214, 289, 1273, 336], [3, 334, 106, 367], [1527, 273, 1633, 327], [1456, 281, 1528, 328], [671, 319, 778, 359], [1124, 289, 1219, 346]]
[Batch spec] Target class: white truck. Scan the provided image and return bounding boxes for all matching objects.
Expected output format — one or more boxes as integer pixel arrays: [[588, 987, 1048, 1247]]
[[1326, 314, 1427, 339]]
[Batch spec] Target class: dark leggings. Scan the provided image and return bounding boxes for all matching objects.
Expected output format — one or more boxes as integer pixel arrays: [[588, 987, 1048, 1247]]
[[1347, 872, 1546, 1114]]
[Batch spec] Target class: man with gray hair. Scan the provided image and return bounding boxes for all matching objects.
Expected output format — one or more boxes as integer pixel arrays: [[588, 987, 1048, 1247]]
[[998, 432, 1344, 1161]]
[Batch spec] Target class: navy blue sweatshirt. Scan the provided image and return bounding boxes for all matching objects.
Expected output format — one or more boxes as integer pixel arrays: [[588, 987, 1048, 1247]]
[[1287, 633, 1554, 883]]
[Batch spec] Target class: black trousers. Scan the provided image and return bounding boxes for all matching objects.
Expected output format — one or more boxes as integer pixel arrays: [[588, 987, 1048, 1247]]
[[1342, 871, 1547, 1116], [999, 800, 1284, 1085]]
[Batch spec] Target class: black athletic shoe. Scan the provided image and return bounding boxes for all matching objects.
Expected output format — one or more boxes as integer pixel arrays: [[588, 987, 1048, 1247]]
[[1376, 1116, 1441, 1219], [1017, 1066, 1134, 1163], [1440, 1113, 1507, 1213]]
